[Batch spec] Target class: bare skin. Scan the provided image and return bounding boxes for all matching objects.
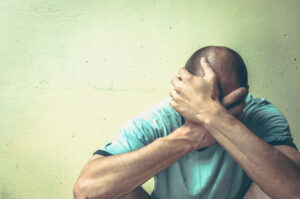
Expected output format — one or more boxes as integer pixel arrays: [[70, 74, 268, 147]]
[[73, 87, 247, 199], [170, 57, 300, 199]]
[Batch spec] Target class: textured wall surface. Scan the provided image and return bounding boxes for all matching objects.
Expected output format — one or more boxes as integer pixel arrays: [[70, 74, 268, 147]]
[[1, 0, 300, 198]]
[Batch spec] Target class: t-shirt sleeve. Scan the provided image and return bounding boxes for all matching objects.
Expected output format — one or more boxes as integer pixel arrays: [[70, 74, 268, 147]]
[[93, 98, 183, 156], [247, 101, 298, 150], [94, 118, 158, 156]]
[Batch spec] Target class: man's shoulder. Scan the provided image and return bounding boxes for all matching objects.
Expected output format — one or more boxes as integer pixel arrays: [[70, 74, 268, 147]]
[[127, 98, 182, 137], [134, 98, 179, 121], [243, 94, 284, 118], [242, 94, 289, 135]]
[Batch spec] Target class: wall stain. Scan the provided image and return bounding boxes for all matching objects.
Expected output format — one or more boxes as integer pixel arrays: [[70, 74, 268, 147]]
[[0, 187, 16, 199], [39, 80, 49, 85]]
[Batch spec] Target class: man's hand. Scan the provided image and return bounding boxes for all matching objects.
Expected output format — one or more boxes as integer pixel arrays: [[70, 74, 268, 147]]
[[180, 86, 248, 150], [170, 57, 248, 123], [222, 87, 248, 118], [182, 120, 217, 150], [169, 57, 222, 123]]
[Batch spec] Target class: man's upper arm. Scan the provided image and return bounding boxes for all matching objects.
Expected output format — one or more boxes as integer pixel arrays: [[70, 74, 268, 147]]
[[274, 145, 300, 165], [243, 145, 300, 199], [242, 98, 299, 198]]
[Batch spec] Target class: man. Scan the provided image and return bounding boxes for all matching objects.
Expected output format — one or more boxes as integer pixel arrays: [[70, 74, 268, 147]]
[[73, 46, 300, 199]]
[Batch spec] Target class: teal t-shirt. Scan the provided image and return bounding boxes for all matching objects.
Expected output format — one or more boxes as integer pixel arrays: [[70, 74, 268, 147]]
[[94, 94, 297, 199]]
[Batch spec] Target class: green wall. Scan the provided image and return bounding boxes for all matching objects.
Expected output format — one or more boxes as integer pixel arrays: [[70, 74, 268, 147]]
[[1, 0, 300, 198]]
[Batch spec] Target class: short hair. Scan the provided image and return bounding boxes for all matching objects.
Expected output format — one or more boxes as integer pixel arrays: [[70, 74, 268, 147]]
[[185, 46, 249, 88]]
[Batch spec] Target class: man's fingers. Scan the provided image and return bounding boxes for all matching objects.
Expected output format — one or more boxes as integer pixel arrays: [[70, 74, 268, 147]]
[[169, 89, 181, 101], [178, 67, 192, 80], [201, 57, 215, 79], [228, 100, 246, 116], [222, 87, 248, 108], [169, 99, 178, 109], [171, 76, 183, 90], [171, 76, 186, 95]]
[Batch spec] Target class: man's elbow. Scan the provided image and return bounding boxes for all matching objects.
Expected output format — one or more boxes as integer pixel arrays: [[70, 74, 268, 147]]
[[73, 178, 110, 199], [73, 180, 85, 199], [73, 179, 92, 199]]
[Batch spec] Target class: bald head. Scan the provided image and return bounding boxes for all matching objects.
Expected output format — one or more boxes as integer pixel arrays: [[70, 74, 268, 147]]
[[185, 46, 248, 98]]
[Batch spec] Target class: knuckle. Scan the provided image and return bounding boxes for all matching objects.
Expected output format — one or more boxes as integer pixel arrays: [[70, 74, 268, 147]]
[[180, 73, 186, 80], [174, 86, 181, 93], [186, 75, 192, 81], [170, 93, 177, 101], [169, 100, 175, 107]]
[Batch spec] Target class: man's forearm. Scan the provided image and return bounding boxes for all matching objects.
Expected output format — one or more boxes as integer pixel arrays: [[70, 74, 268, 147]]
[[201, 104, 300, 199], [74, 126, 195, 199]]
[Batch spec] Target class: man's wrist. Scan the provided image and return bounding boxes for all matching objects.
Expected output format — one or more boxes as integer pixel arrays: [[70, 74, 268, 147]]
[[163, 125, 195, 153], [200, 101, 238, 138], [169, 122, 215, 151], [195, 100, 226, 125]]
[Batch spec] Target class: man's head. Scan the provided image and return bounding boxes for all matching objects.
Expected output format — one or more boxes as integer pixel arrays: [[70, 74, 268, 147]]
[[185, 46, 249, 98]]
